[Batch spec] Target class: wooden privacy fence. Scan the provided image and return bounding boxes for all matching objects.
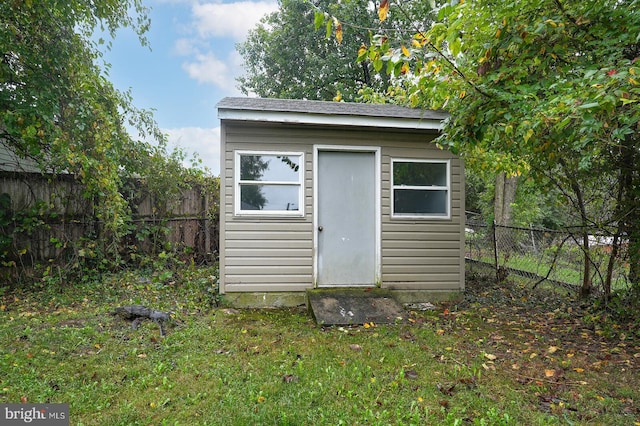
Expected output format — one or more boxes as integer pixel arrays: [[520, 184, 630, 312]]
[[0, 171, 219, 268]]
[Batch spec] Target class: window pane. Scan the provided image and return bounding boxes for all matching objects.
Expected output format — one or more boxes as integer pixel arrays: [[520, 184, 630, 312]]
[[394, 189, 447, 215], [240, 184, 300, 211], [240, 155, 301, 182], [394, 162, 447, 186]]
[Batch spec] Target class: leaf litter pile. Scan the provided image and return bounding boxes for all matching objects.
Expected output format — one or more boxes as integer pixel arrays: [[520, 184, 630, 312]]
[[0, 268, 639, 425]]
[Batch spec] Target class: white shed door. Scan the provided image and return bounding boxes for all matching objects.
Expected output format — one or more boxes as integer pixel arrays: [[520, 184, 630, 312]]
[[317, 151, 376, 286]]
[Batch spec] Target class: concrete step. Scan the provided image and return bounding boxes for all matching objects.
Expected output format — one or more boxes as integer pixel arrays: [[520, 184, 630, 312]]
[[307, 288, 406, 325]]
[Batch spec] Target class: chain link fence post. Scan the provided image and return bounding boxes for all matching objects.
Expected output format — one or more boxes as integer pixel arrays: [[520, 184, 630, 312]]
[[493, 220, 500, 282]]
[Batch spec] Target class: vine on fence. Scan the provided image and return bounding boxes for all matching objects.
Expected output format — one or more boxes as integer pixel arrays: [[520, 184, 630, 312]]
[[1, 193, 56, 268], [1, 170, 219, 287]]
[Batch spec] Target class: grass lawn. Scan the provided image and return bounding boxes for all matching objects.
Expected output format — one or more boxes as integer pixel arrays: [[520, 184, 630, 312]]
[[1, 266, 639, 425]]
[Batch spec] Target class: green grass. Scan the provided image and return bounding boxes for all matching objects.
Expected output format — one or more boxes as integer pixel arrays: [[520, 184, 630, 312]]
[[1, 266, 639, 425], [469, 248, 630, 291]]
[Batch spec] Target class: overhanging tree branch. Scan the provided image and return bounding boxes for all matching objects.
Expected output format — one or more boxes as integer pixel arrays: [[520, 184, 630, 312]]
[[394, 2, 494, 100]]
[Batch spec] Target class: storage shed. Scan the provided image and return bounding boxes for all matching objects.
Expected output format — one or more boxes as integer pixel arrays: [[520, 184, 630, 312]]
[[217, 97, 464, 308]]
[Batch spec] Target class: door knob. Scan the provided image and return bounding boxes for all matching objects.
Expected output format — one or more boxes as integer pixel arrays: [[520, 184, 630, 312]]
[[318, 226, 323, 232]]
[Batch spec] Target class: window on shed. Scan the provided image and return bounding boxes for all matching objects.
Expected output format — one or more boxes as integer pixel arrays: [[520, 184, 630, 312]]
[[392, 159, 450, 218], [235, 151, 304, 215]]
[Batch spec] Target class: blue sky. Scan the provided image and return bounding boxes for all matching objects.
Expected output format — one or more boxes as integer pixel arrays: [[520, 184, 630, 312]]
[[101, 0, 280, 175]]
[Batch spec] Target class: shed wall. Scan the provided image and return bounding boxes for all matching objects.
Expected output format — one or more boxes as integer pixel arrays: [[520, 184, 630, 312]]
[[381, 143, 465, 290], [220, 123, 314, 293], [220, 121, 464, 294]]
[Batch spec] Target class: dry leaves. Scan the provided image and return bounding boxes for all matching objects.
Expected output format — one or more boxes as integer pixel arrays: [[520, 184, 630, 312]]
[[378, 0, 389, 22], [282, 374, 299, 383]]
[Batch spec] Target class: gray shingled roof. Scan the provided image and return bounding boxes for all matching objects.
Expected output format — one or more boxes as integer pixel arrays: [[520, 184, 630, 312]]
[[217, 97, 448, 121]]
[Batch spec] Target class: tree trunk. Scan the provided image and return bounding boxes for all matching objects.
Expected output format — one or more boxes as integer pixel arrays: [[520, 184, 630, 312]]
[[579, 232, 592, 299], [604, 170, 627, 300], [494, 172, 518, 253], [494, 172, 517, 226], [628, 233, 640, 289], [559, 159, 592, 298], [619, 134, 640, 291], [542, 157, 602, 299]]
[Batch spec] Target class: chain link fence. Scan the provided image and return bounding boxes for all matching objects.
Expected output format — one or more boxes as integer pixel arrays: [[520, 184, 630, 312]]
[[465, 212, 630, 294]]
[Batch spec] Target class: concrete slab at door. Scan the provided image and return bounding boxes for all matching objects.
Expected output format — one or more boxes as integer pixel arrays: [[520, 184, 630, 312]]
[[317, 151, 376, 286], [307, 289, 405, 325]]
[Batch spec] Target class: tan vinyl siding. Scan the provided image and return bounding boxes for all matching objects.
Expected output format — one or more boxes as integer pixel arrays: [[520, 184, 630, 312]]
[[220, 122, 315, 293], [381, 140, 465, 291], [224, 221, 313, 291], [219, 122, 228, 293], [220, 120, 464, 293]]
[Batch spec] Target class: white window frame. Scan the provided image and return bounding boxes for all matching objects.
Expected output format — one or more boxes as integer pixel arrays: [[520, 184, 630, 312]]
[[391, 158, 451, 219], [234, 150, 305, 217]]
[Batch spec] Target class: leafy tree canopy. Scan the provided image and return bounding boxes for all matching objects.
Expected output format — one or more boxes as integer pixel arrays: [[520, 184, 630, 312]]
[[237, 0, 433, 101], [0, 0, 200, 247], [239, 0, 640, 292], [317, 0, 640, 292], [351, 0, 639, 194]]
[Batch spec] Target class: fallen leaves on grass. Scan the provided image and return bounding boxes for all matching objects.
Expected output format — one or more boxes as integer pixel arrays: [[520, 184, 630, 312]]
[[401, 331, 416, 341], [437, 377, 477, 398], [404, 370, 418, 380], [437, 382, 456, 396], [282, 374, 299, 383]]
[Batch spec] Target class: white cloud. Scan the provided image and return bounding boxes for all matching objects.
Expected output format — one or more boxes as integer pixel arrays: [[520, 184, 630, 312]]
[[182, 52, 234, 88], [164, 126, 221, 175], [192, 1, 278, 40], [173, 38, 199, 56], [176, 1, 278, 90]]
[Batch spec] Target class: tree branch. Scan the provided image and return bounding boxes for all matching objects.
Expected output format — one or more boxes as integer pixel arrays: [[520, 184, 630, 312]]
[[394, 2, 494, 100]]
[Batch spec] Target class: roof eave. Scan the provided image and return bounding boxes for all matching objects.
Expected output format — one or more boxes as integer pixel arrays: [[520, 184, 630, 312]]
[[218, 109, 444, 131]]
